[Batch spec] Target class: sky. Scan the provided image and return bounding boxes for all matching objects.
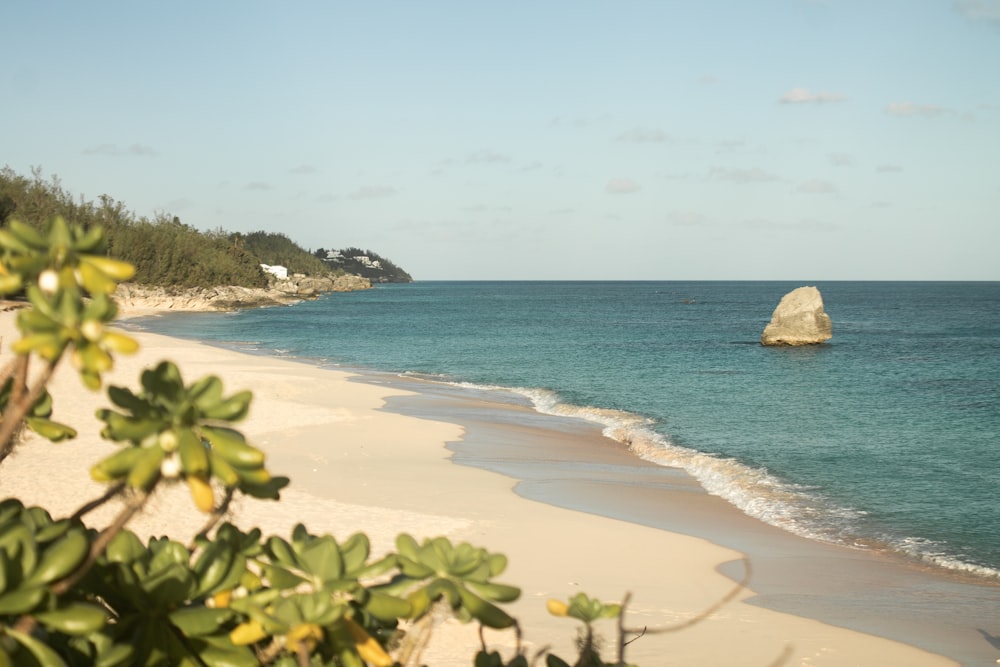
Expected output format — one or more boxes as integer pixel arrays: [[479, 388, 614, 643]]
[[3, 1, 999, 280]]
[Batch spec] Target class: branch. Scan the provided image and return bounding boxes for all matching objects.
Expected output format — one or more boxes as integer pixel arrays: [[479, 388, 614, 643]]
[[70, 481, 126, 522], [295, 641, 310, 667], [617, 592, 632, 663], [0, 355, 59, 462], [188, 486, 236, 550], [622, 558, 751, 637], [52, 489, 150, 596], [0, 351, 22, 387]]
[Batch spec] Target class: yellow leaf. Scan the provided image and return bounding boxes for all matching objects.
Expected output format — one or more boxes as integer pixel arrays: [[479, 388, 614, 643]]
[[188, 475, 215, 513], [229, 619, 268, 645], [102, 330, 139, 354], [345, 618, 393, 667], [546, 599, 569, 617], [286, 622, 323, 653]]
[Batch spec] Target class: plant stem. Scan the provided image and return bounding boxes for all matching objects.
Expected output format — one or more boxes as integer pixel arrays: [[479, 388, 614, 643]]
[[70, 481, 126, 522], [188, 486, 236, 550], [52, 489, 149, 595], [0, 356, 57, 463]]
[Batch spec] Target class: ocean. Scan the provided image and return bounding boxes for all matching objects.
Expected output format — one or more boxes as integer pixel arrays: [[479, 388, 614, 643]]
[[131, 280, 1000, 581]]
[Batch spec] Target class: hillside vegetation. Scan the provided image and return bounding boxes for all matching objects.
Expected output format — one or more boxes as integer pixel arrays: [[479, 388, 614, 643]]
[[0, 167, 411, 287], [315, 247, 413, 283]]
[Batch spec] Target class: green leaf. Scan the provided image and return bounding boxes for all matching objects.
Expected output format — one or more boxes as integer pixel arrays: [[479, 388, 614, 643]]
[[185, 636, 258, 667], [201, 390, 252, 422], [125, 446, 164, 490], [106, 385, 148, 413], [168, 606, 235, 637], [339, 533, 370, 575], [0, 584, 47, 614], [465, 580, 521, 603], [25, 528, 88, 585], [457, 586, 515, 629], [148, 538, 190, 571], [262, 563, 306, 590], [143, 562, 196, 607], [35, 602, 108, 635], [364, 591, 413, 622], [265, 536, 299, 568], [546, 655, 572, 667], [239, 475, 288, 500], [24, 416, 77, 442], [188, 376, 224, 411], [5, 627, 68, 667], [298, 536, 343, 584]]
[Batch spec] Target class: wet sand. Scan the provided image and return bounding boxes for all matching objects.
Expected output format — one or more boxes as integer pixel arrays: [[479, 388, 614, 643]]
[[373, 372, 1000, 665]]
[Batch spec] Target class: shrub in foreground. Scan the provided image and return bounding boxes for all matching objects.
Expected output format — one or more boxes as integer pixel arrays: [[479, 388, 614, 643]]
[[0, 217, 746, 666]]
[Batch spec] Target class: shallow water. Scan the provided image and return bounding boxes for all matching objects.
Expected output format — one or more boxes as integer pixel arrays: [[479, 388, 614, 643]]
[[132, 281, 1000, 580]]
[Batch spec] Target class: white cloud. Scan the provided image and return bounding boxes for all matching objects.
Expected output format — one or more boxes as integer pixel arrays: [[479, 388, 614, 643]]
[[795, 179, 838, 194], [605, 178, 641, 194], [667, 211, 711, 227], [954, 0, 1000, 23], [466, 150, 511, 164], [461, 204, 512, 214], [244, 182, 273, 191], [160, 198, 194, 211], [707, 166, 778, 183], [885, 101, 950, 117], [615, 127, 670, 143], [348, 185, 397, 200], [290, 164, 319, 175], [877, 164, 904, 173], [779, 87, 846, 104], [83, 143, 157, 157], [738, 217, 838, 232], [549, 115, 610, 128], [829, 152, 855, 166]]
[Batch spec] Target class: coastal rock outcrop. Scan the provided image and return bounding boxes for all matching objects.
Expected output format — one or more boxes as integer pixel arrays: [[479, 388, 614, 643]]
[[270, 273, 370, 296], [760, 286, 832, 346], [113, 274, 372, 315]]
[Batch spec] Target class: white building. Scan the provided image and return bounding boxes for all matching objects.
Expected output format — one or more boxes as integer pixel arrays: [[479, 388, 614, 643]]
[[260, 264, 288, 280]]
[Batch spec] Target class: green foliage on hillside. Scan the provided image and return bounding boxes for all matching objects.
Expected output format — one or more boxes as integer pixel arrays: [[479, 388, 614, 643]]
[[239, 231, 334, 277], [0, 167, 412, 289], [317, 247, 413, 284]]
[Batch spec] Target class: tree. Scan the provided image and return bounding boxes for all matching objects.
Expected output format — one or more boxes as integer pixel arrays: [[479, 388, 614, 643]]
[[0, 196, 16, 225]]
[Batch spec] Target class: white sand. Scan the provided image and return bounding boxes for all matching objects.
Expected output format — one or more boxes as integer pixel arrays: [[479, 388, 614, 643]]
[[0, 311, 957, 666]]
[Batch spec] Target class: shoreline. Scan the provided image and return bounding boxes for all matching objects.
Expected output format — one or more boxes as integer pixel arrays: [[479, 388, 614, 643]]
[[371, 372, 1000, 664], [1, 308, 986, 664]]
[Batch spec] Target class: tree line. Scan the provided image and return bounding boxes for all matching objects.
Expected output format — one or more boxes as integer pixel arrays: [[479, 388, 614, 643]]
[[0, 167, 399, 288]]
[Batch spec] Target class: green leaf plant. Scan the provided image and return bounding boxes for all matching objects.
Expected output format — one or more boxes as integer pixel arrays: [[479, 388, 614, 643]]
[[0, 217, 750, 666]]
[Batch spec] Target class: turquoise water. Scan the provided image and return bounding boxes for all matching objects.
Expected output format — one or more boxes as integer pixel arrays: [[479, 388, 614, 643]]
[[132, 281, 1000, 579]]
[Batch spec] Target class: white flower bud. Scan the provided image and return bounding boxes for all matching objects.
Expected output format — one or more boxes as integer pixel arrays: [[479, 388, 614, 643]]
[[158, 430, 178, 452], [81, 320, 102, 341], [38, 270, 59, 294], [160, 454, 181, 479]]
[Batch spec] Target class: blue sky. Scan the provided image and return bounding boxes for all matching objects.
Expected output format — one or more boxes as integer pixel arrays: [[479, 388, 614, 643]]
[[4, 1, 999, 280]]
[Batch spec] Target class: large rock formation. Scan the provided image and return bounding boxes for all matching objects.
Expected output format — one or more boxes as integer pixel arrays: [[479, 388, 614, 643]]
[[760, 286, 832, 346]]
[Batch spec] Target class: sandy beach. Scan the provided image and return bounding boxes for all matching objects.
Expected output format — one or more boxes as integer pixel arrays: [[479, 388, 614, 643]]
[[0, 309, 974, 665]]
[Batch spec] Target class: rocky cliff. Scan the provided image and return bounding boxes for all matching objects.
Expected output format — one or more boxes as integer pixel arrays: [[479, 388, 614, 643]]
[[114, 273, 371, 316]]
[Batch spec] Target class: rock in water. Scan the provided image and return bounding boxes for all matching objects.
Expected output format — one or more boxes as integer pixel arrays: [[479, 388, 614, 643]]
[[760, 286, 832, 346]]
